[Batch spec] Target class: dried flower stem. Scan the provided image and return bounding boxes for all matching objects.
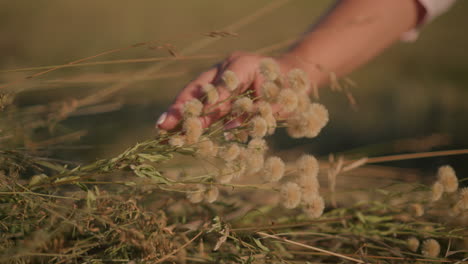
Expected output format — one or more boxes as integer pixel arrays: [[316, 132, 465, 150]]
[[257, 232, 365, 263]]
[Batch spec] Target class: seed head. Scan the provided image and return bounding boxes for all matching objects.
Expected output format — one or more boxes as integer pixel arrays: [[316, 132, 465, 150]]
[[187, 184, 206, 203], [219, 143, 240, 162], [257, 101, 273, 118], [286, 113, 307, 138], [232, 97, 254, 115], [458, 187, 468, 210], [302, 194, 325, 218], [248, 138, 268, 153], [304, 103, 329, 138], [287, 68, 309, 93], [183, 99, 203, 117], [278, 89, 298, 113], [263, 156, 285, 183], [202, 83, 219, 104], [196, 138, 218, 157], [244, 149, 264, 174], [421, 239, 440, 258], [407, 237, 420, 252], [222, 70, 239, 91], [264, 114, 277, 135], [297, 154, 319, 179], [300, 176, 320, 197], [205, 186, 219, 203], [183, 117, 203, 144], [218, 166, 238, 184], [409, 203, 424, 217], [259, 58, 280, 81], [437, 165, 458, 193], [280, 182, 302, 209], [262, 81, 280, 101], [431, 182, 444, 202], [249, 116, 268, 138], [169, 135, 185, 147]]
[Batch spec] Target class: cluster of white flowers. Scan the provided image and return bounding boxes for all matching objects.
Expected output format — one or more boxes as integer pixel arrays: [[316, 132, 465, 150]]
[[429, 165, 468, 215], [166, 58, 329, 218]]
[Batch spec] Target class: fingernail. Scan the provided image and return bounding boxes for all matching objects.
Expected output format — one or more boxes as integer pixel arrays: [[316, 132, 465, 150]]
[[157, 112, 167, 126]]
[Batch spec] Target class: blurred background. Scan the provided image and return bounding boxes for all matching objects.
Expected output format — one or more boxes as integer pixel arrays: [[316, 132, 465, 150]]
[[1, 0, 467, 178]]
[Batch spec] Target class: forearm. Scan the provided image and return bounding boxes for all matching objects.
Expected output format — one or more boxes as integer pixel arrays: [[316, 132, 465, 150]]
[[280, 0, 423, 86]]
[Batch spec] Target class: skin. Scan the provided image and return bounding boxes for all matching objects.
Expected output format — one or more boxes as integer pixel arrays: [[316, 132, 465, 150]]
[[157, 0, 425, 130]]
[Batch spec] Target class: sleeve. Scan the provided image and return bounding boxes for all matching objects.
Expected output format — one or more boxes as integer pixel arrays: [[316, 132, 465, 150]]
[[401, 0, 457, 42]]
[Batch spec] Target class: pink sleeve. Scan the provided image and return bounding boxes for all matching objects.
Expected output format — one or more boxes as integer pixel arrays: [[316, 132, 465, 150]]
[[401, 0, 457, 42]]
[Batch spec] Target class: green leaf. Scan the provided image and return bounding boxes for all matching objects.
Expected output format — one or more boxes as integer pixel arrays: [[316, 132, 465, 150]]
[[356, 211, 366, 224], [253, 238, 270, 252], [130, 164, 170, 184]]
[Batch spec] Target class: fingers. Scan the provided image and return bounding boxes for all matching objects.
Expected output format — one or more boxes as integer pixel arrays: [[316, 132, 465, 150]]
[[157, 68, 218, 130], [157, 52, 265, 131], [199, 56, 260, 129], [199, 85, 231, 128]]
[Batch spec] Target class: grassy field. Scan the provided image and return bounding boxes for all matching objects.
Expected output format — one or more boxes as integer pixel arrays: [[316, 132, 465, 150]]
[[0, 1, 467, 263]]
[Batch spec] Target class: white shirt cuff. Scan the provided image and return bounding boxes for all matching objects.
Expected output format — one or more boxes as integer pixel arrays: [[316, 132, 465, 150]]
[[401, 0, 457, 42]]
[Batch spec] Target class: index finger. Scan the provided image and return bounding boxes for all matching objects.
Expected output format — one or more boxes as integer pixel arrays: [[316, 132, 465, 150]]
[[157, 67, 218, 130]]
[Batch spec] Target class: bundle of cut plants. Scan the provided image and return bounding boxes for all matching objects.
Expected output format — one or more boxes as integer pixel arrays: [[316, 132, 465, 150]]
[[1, 60, 467, 264]]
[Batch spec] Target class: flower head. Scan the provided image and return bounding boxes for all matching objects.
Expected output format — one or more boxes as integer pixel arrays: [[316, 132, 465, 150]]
[[299, 176, 320, 196], [205, 186, 219, 203], [222, 70, 239, 91], [262, 81, 280, 101], [421, 239, 440, 258], [263, 156, 285, 182], [259, 58, 280, 81], [277, 89, 298, 113], [407, 237, 420, 252], [183, 117, 203, 144], [183, 99, 203, 117], [287, 68, 309, 93], [437, 165, 458, 193], [304, 103, 329, 138], [409, 203, 424, 217], [302, 194, 325, 218], [169, 135, 185, 147], [286, 113, 307, 138], [280, 182, 302, 209], [219, 143, 241, 162], [458, 187, 468, 210], [248, 138, 268, 153], [243, 149, 264, 174], [187, 184, 206, 203], [202, 83, 219, 104], [264, 114, 277, 135], [196, 138, 218, 157], [232, 97, 254, 115], [297, 154, 319, 179], [257, 101, 273, 118], [249, 116, 268, 138], [431, 182, 444, 202], [218, 165, 239, 184]]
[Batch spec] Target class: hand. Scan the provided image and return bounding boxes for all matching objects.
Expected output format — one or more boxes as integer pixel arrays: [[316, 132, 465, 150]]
[[156, 51, 299, 130]]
